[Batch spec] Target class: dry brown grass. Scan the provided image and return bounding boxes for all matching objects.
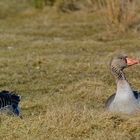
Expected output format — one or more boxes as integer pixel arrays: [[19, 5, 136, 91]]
[[47, 0, 139, 32], [0, 1, 140, 140], [102, 0, 137, 32]]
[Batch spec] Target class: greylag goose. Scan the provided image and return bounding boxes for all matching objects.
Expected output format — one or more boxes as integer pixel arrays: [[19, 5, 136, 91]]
[[105, 54, 140, 114], [0, 90, 21, 116]]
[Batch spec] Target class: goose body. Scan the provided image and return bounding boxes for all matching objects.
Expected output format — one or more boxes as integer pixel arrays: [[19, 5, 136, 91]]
[[105, 54, 140, 114], [0, 90, 21, 116]]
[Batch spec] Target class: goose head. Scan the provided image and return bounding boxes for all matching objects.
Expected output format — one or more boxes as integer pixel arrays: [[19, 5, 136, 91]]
[[111, 54, 139, 71], [110, 54, 139, 80]]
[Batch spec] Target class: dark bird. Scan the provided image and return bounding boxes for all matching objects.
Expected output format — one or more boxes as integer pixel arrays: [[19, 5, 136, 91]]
[[0, 90, 21, 117], [105, 54, 140, 114]]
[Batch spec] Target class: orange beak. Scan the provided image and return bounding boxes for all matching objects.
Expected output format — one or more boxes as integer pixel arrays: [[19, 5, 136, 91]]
[[126, 57, 139, 66]]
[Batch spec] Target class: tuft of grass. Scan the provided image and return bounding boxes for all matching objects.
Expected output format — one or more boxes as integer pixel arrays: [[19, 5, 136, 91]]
[[33, 0, 45, 9], [102, 0, 137, 32]]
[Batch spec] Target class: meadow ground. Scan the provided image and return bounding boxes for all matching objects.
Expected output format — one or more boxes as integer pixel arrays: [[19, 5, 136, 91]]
[[0, 1, 140, 140]]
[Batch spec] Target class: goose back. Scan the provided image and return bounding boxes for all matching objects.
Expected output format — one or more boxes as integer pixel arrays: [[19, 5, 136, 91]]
[[0, 90, 21, 116]]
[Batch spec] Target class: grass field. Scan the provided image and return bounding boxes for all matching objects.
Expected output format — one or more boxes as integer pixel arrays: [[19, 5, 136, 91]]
[[0, 0, 140, 140]]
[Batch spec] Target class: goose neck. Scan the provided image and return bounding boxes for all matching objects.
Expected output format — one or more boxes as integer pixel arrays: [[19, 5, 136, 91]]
[[111, 66, 125, 82]]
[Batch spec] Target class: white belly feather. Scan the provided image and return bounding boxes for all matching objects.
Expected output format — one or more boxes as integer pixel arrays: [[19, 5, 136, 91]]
[[109, 80, 140, 113]]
